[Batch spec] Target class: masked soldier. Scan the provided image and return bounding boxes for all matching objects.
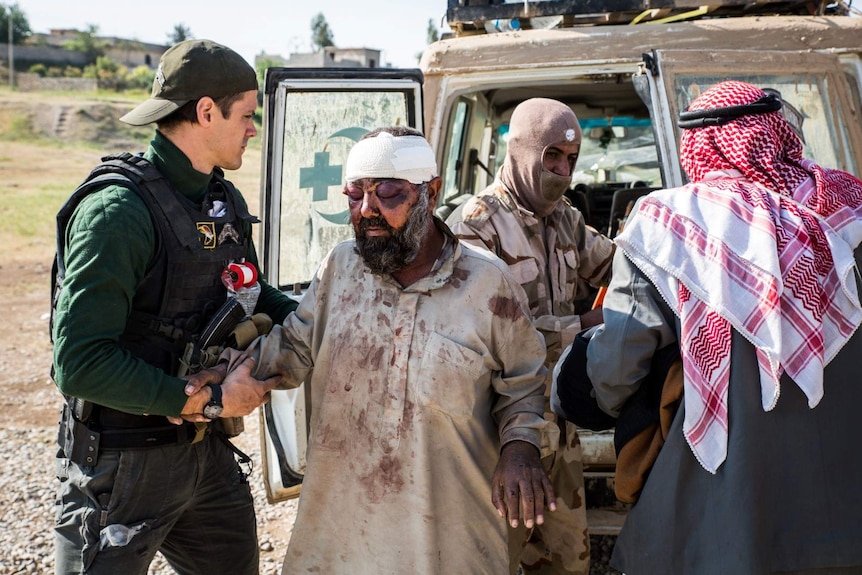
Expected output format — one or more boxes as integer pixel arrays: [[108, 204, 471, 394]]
[[447, 98, 615, 575]]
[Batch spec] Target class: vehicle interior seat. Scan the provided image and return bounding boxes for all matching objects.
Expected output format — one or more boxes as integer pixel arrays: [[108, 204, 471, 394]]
[[565, 186, 591, 224], [608, 186, 654, 237]]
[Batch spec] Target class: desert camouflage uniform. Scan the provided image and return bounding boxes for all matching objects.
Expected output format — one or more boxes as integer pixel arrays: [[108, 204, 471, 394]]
[[447, 180, 615, 575]]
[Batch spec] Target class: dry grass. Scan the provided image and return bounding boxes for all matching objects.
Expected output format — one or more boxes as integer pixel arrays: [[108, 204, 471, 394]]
[[0, 87, 264, 262], [0, 140, 102, 260]]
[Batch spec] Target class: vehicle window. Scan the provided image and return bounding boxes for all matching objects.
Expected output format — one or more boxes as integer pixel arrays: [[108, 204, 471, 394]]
[[494, 124, 510, 175], [493, 118, 661, 187], [671, 73, 856, 176], [272, 89, 415, 288], [841, 56, 862, 114], [442, 100, 469, 203], [574, 118, 660, 186]]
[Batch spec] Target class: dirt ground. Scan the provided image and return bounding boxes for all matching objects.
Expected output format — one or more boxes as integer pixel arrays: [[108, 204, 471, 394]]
[[0, 88, 297, 573]]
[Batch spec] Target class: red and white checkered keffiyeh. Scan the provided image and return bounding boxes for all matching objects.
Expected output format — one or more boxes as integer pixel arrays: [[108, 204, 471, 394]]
[[616, 81, 862, 473]]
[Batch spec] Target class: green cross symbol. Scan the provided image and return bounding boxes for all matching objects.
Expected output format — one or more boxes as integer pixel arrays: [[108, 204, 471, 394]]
[[299, 151, 342, 202]]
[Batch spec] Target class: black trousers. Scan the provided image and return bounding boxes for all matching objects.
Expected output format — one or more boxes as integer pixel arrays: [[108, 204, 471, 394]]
[[54, 427, 259, 575]]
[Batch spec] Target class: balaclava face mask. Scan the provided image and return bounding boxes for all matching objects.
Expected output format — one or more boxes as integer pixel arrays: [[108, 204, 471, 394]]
[[500, 98, 581, 217], [541, 170, 573, 204]]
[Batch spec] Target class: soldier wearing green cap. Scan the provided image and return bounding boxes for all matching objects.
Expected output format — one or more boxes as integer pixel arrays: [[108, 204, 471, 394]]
[[51, 39, 297, 575]]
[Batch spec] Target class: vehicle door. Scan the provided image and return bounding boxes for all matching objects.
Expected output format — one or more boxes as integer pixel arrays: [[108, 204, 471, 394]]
[[258, 68, 423, 502], [635, 49, 862, 187]]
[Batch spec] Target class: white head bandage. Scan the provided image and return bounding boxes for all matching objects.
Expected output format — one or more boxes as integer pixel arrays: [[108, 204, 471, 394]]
[[345, 132, 438, 185]]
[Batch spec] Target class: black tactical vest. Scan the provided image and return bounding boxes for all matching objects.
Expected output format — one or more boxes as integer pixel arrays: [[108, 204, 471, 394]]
[[52, 152, 257, 375]]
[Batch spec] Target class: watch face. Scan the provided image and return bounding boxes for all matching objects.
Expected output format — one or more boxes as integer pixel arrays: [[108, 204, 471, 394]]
[[203, 403, 223, 420]]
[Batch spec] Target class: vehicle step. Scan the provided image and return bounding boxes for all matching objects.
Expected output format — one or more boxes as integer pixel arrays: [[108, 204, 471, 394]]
[[587, 508, 626, 536]]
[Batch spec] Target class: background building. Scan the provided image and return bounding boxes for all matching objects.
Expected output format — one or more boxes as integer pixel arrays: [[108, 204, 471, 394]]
[[258, 47, 382, 69]]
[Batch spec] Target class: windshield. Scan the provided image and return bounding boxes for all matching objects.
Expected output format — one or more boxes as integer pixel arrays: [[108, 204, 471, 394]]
[[574, 118, 660, 186], [670, 74, 853, 176]]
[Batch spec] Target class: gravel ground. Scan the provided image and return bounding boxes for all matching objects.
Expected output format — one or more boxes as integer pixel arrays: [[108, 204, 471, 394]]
[[0, 411, 297, 575], [590, 536, 622, 575]]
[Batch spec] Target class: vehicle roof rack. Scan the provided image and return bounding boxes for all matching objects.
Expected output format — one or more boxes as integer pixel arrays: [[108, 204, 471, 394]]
[[446, 0, 850, 36]]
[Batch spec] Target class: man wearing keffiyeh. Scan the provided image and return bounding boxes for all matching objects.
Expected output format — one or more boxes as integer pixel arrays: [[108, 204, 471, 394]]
[[585, 80, 862, 575]]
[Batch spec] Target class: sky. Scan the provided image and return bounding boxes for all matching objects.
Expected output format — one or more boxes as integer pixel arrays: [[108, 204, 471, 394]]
[[19, 0, 451, 68]]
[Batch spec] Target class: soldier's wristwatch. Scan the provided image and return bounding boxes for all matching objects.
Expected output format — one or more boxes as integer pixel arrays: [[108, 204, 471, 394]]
[[203, 384, 224, 420]]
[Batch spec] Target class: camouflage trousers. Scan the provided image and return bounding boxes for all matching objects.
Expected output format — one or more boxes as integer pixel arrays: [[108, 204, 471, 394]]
[[508, 418, 590, 575]]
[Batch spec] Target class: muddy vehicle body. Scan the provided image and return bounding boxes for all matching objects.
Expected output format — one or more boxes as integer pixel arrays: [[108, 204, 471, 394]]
[[256, 0, 862, 540]]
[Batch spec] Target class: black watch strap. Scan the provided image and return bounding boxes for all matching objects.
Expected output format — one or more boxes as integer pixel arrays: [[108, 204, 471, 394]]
[[203, 383, 223, 420], [207, 383, 222, 403]]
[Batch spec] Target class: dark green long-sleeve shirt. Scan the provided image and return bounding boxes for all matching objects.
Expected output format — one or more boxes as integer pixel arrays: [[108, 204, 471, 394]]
[[52, 132, 297, 416]]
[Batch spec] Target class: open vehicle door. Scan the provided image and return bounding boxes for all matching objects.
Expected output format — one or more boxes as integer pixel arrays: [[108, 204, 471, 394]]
[[634, 49, 862, 187], [257, 68, 423, 502]]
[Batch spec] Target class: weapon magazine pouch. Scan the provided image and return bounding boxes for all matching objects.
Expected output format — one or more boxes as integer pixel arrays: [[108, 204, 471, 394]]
[[221, 417, 244, 438], [229, 313, 273, 350]]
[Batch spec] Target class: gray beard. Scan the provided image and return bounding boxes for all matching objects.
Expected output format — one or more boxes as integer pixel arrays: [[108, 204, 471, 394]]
[[355, 192, 430, 275]]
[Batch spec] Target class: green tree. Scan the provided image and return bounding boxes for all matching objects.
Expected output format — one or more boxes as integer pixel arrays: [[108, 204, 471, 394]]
[[127, 64, 155, 90], [168, 23, 192, 44], [255, 56, 281, 86], [27, 62, 45, 77], [310, 13, 334, 51], [63, 24, 106, 65], [426, 18, 439, 44], [416, 17, 440, 62], [0, 3, 31, 44], [83, 55, 126, 90]]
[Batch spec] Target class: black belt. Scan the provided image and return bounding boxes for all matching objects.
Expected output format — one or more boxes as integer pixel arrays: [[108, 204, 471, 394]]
[[94, 405, 173, 429], [98, 422, 200, 450], [60, 403, 206, 466]]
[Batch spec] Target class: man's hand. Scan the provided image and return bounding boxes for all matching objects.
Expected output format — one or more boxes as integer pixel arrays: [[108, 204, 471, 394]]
[[167, 363, 228, 424], [491, 440, 556, 529], [219, 356, 280, 417], [171, 385, 212, 424], [169, 357, 279, 424], [182, 362, 228, 395]]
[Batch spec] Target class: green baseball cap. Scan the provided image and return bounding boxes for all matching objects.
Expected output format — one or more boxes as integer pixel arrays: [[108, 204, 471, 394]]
[[120, 39, 258, 126]]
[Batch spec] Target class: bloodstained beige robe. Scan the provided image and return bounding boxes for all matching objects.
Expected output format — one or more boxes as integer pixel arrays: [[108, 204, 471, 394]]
[[248, 225, 548, 574]]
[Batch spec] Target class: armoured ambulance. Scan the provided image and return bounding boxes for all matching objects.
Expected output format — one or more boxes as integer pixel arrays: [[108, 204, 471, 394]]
[[256, 0, 862, 541]]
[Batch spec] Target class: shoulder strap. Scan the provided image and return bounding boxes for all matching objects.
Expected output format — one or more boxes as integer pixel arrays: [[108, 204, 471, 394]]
[[51, 153, 155, 343], [461, 193, 503, 226], [53, 153, 160, 278]]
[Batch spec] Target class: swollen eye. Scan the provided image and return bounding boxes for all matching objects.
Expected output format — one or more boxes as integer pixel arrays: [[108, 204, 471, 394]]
[[344, 186, 364, 201], [375, 182, 404, 199]]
